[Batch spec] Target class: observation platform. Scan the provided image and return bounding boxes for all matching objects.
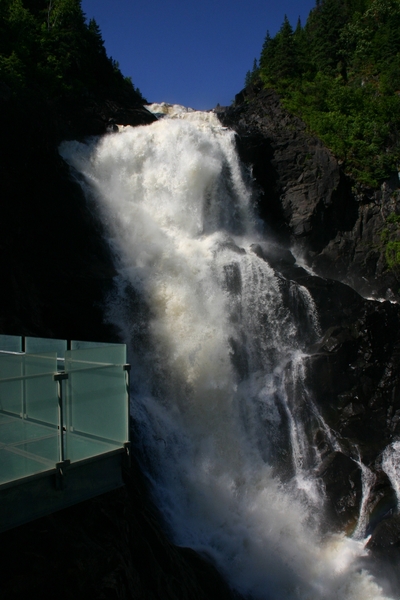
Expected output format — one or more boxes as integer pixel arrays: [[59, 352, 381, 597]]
[[0, 335, 130, 532]]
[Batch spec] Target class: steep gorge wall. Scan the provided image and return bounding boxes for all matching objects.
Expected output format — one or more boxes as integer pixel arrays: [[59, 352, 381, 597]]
[[219, 86, 400, 575], [2, 80, 400, 597], [219, 84, 400, 301], [0, 85, 155, 339]]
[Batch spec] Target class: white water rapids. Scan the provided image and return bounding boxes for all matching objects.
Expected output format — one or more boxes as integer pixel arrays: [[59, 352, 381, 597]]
[[59, 104, 395, 600]]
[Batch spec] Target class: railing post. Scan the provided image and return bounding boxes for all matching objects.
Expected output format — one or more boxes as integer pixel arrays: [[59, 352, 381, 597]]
[[123, 364, 131, 470], [123, 363, 131, 438], [54, 372, 68, 463], [22, 355, 26, 421]]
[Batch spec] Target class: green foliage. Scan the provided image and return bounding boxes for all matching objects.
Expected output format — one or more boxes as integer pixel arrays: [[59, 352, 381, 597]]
[[244, 58, 259, 87], [379, 212, 400, 269], [386, 212, 400, 224], [0, 0, 146, 103], [260, 16, 299, 85], [380, 227, 390, 243], [385, 240, 400, 268], [253, 0, 400, 186]]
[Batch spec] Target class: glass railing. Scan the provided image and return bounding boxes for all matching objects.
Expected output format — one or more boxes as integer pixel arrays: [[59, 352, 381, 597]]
[[0, 336, 129, 486]]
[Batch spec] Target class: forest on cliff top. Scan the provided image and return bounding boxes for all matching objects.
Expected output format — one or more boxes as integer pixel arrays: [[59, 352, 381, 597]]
[[246, 0, 400, 186], [2, 0, 400, 189], [0, 0, 145, 106]]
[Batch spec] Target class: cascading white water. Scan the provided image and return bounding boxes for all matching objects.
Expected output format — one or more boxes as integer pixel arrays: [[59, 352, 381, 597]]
[[382, 441, 400, 507], [352, 456, 377, 541], [59, 104, 394, 600]]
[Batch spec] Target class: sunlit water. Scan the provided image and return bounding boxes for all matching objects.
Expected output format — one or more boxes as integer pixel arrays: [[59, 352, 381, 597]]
[[59, 103, 394, 600]]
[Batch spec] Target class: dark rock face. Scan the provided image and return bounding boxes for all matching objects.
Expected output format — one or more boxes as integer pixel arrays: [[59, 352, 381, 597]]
[[269, 246, 400, 532], [219, 87, 400, 550], [0, 85, 155, 340], [62, 97, 156, 139], [365, 514, 400, 593], [0, 456, 239, 600], [219, 85, 400, 301], [316, 451, 363, 531]]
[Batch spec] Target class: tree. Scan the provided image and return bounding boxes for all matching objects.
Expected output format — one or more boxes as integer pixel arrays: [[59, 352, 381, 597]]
[[0, 0, 146, 102], [260, 16, 298, 84], [305, 0, 351, 74], [244, 58, 259, 87], [251, 0, 400, 185]]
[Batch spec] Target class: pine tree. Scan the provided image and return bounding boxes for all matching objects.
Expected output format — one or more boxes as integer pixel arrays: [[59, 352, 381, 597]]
[[260, 16, 298, 84], [305, 0, 351, 74], [0, 0, 145, 101], [249, 0, 400, 184], [245, 58, 259, 87]]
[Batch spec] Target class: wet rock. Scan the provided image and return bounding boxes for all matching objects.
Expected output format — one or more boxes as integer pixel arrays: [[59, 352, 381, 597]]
[[218, 84, 400, 300], [316, 451, 362, 531], [368, 514, 400, 554], [366, 471, 397, 536], [366, 514, 400, 593], [250, 242, 296, 269]]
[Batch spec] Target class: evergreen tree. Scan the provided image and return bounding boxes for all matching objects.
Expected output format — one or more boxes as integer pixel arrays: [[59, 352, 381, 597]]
[[260, 16, 298, 84], [293, 15, 310, 76], [305, 0, 350, 74], [252, 0, 400, 185], [0, 0, 146, 102], [244, 58, 259, 86]]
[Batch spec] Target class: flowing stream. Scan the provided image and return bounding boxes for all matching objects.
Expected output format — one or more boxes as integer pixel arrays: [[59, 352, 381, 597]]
[[59, 104, 394, 600]]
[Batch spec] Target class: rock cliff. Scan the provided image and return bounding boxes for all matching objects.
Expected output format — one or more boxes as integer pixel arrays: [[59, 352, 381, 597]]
[[219, 84, 400, 301], [219, 85, 400, 580], [0, 85, 155, 340], [2, 79, 400, 597]]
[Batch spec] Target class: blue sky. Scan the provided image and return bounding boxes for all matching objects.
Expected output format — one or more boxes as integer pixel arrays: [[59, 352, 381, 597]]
[[81, 0, 317, 110]]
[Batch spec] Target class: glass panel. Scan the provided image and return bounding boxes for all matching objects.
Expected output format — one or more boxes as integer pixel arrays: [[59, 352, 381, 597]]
[[63, 435, 119, 463], [0, 418, 60, 485], [0, 352, 61, 485], [15, 435, 59, 462], [24, 353, 58, 427], [0, 420, 54, 445], [0, 447, 53, 485], [65, 344, 127, 368], [66, 365, 128, 441], [25, 337, 67, 359], [0, 335, 22, 353], [71, 340, 111, 350], [64, 345, 128, 461], [0, 354, 23, 416]]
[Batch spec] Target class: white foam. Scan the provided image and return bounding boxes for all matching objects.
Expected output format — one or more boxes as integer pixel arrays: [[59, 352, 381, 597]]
[[59, 109, 394, 600]]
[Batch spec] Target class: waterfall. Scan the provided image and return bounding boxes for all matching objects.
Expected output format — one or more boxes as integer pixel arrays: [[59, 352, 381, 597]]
[[352, 456, 376, 541], [382, 441, 400, 507], [59, 104, 394, 600]]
